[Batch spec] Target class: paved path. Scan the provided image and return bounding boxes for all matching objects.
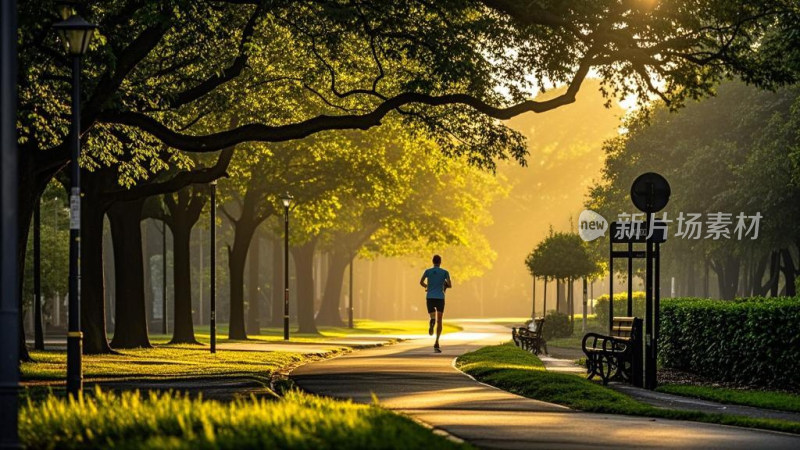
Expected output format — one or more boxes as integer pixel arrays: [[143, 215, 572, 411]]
[[292, 321, 800, 449]]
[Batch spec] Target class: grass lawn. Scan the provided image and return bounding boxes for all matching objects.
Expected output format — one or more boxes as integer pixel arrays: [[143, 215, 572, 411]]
[[456, 342, 800, 434], [657, 384, 800, 413], [20, 388, 470, 450], [21, 346, 316, 383], [24, 319, 460, 385]]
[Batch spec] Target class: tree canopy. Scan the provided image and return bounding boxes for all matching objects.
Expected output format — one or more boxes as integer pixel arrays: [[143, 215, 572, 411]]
[[587, 81, 800, 298], [525, 230, 600, 281]]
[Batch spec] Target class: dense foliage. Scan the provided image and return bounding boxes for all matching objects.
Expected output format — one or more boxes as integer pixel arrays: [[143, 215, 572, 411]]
[[587, 82, 800, 299], [525, 231, 601, 281], [660, 297, 800, 388], [593, 292, 647, 326], [541, 311, 573, 341]]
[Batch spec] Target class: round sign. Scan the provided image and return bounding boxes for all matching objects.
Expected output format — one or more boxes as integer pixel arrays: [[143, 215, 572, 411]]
[[630, 172, 670, 213]]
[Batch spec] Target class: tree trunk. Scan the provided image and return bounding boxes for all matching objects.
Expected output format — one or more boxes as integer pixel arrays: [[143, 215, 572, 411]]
[[316, 250, 350, 326], [568, 278, 574, 323], [556, 280, 565, 313], [16, 154, 45, 362], [686, 257, 695, 296], [163, 187, 209, 345], [713, 255, 740, 300], [81, 197, 113, 354], [108, 199, 152, 349], [750, 252, 767, 296], [246, 231, 261, 334], [292, 240, 319, 334], [227, 218, 256, 340], [169, 220, 198, 344], [780, 248, 797, 297], [543, 278, 548, 314]]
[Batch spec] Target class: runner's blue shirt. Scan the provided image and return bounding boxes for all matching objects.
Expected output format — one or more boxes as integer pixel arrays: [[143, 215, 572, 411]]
[[423, 266, 450, 299]]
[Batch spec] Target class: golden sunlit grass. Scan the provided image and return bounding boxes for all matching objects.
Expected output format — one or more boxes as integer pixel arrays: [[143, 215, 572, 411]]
[[457, 342, 800, 434], [22, 346, 314, 382], [20, 388, 470, 449], [24, 320, 458, 383]]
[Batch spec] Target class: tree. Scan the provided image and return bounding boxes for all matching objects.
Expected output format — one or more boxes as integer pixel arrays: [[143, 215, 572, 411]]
[[588, 81, 800, 299], [525, 230, 600, 317], [314, 126, 508, 325]]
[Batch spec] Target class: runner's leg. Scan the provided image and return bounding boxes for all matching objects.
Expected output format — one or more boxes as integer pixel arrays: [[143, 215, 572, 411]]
[[434, 310, 443, 346], [427, 299, 436, 335]]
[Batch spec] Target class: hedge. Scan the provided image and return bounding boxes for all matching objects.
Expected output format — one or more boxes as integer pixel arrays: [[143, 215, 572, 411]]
[[594, 291, 646, 326], [659, 297, 800, 388]]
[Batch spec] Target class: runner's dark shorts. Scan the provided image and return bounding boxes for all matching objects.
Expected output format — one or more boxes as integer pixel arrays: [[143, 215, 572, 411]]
[[426, 298, 445, 313]]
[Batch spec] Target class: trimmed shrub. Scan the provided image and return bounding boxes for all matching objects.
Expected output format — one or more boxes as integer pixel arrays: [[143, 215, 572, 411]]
[[541, 311, 572, 341], [660, 297, 800, 388], [594, 291, 646, 325]]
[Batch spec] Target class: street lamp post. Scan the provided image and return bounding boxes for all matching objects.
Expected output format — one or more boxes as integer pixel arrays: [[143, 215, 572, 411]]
[[348, 259, 354, 329], [280, 192, 293, 341], [1, 0, 20, 445], [531, 274, 536, 319], [210, 181, 217, 353], [34, 197, 44, 350], [161, 222, 167, 334], [53, 9, 97, 398]]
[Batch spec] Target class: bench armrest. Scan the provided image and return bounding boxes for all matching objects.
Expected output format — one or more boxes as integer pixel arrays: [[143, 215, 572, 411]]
[[582, 332, 605, 352]]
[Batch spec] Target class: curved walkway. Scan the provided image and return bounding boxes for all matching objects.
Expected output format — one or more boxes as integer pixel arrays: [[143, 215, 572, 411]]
[[291, 320, 800, 449]]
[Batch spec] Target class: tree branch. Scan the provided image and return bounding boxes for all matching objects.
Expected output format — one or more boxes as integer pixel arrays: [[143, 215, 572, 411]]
[[165, 3, 264, 108], [104, 146, 234, 201], [99, 56, 591, 153]]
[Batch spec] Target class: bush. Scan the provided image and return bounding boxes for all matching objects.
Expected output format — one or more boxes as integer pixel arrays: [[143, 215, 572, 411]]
[[660, 296, 800, 389], [594, 291, 646, 325], [541, 311, 572, 341]]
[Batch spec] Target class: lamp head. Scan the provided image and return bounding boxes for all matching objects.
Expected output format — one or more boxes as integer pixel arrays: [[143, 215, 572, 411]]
[[280, 192, 293, 208], [53, 14, 98, 56]]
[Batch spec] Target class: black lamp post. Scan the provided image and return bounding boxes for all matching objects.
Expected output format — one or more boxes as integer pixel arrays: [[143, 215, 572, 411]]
[[210, 181, 217, 353], [531, 274, 536, 319], [1, 0, 20, 446], [53, 8, 97, 398], [280, 192, 293, 341], [34, 198, 44, 350], [161, 221, 167, 334], [348, 259, 354, 329]]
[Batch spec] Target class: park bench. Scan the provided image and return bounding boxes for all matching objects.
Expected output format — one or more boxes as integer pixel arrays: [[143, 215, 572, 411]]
[[512, 318, 547, 355], [581, 317, 642, 385]]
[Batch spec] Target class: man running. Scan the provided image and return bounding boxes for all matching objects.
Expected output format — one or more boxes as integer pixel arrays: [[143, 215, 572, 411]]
[[420, 255, 452, 353]]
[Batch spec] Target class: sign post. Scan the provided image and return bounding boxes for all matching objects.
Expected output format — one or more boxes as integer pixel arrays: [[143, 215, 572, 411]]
[[606, 173, 670, 389], [630, 172, 671, 390]]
